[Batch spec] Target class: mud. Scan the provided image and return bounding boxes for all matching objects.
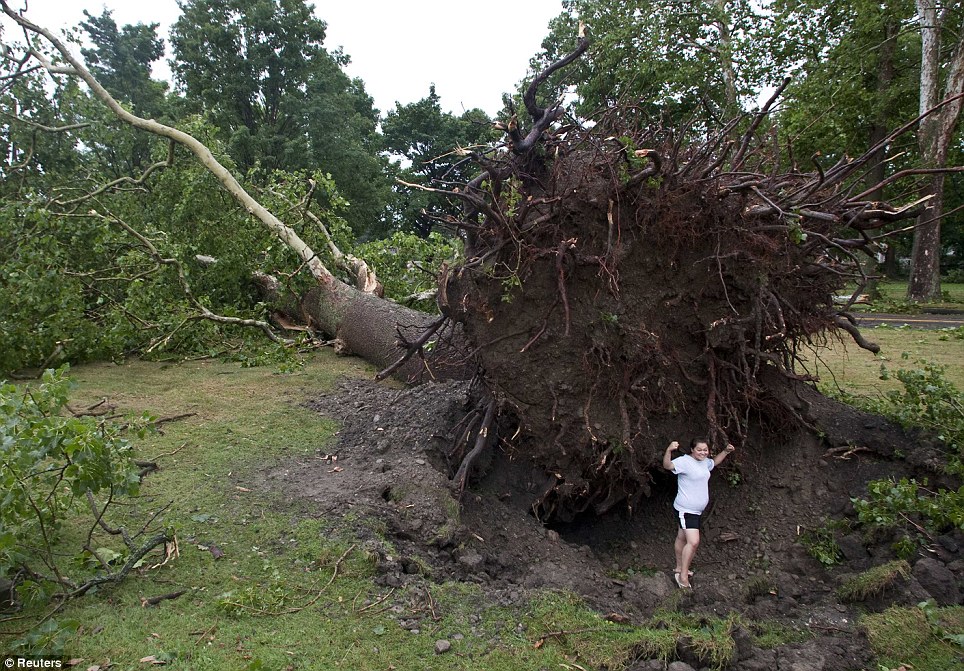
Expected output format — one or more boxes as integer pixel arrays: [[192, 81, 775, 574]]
[[260, 375, 963, 670]]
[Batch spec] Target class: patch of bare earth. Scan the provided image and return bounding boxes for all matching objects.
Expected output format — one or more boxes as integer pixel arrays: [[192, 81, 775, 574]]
[[258, 376, 962, 671]]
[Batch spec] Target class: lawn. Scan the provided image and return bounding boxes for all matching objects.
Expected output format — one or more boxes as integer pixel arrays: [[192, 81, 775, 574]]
[[802, 324, 964, 395], [0, 355, 733, 670], [860, 280, 964, 312]]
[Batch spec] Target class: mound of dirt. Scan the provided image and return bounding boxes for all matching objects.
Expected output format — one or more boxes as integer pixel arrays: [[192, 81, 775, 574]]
[[263, 376, 963, 670]]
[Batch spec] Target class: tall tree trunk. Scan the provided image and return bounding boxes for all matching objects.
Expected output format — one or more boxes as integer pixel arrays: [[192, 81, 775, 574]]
[[883, 243, 901, 279], [863, 18, 899, 296], [908, 1, 964, 301], [713, 0, 739, 113]]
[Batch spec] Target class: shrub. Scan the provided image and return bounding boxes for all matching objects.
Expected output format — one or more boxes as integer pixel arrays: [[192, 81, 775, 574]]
[[871, 362, 962, 474], [355, 231, 462, 310], [801, 523, 845, 566], [0, 367, 169, 615], [851, 478, 964, 556]]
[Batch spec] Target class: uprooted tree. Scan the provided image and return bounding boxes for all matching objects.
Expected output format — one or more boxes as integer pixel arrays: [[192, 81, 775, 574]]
[[3, 7, 955, 521]]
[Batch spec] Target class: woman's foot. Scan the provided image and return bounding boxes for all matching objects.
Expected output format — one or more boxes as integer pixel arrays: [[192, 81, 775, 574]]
[[673, 572, 692, 589]]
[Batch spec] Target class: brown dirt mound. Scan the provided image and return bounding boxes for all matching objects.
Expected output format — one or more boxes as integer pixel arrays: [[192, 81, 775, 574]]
[[260, 375, 962, 670]]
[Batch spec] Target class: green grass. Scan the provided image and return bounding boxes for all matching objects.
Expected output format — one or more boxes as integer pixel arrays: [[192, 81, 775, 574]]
[[863, 604, 964, 671], [837, 560, 911, 602], [871, 280, 964, 310], [3, 325, 962, 670], [803, 326, 964, 396], [746, 619, 813, 649]]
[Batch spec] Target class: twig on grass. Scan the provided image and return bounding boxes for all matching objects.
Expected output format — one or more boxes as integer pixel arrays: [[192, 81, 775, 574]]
[[149, 442, 190, 461], [140, 589, 187, 607], [218, 544, 356, 617], [193, 623, 218, 646], [356, 588, 396, 614]]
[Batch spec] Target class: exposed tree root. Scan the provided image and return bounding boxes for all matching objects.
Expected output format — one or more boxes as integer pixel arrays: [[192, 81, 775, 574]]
[[426, 38, 935, 520]]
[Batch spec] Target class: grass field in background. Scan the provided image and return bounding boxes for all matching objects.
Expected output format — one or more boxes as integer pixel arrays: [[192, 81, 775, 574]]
[[861, 281, 964, 312], [803, 325, 964, 395]]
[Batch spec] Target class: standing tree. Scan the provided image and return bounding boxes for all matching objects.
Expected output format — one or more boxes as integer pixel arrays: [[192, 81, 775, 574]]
[[78, 9, 170, 175], [170, 0, 393, 236], [770, 0, 922, 282], [382, 85, 498, 235], [907, 0, 964, 301], [79, 9, 168, 118], [535, 0, 772, 123], [170, 0, 324, 171]]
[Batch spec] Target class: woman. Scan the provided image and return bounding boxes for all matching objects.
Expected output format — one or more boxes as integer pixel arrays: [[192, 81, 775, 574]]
[[662, 438, 736, 589]]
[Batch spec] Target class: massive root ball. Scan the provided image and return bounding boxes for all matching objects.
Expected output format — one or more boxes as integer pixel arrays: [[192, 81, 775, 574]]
[[439, 118, 902, 521]]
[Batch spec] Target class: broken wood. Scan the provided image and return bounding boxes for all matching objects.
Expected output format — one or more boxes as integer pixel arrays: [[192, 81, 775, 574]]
[[140, 589, 187, 607]]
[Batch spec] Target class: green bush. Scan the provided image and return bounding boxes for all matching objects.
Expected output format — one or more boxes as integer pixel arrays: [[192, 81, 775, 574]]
[[355, 231, 462, 310], [801, 523, 845, 566], [830, 362, 964, 556], [853, 478, 964, 540], [0, 367, 163, 614]]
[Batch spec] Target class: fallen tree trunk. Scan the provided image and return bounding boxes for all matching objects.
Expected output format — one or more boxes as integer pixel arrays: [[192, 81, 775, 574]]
[[299, 280, 472, 382]]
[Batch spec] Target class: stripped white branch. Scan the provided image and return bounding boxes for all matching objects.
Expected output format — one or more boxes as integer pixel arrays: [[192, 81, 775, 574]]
[[267, 183, 381, 294], [1, 2, 336, 288]]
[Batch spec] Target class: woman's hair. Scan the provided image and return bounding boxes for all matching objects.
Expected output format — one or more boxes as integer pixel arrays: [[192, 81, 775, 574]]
[[687, 437, 710, 453]]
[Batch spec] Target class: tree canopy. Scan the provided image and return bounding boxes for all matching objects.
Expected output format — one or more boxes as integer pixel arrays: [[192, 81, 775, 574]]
[[171, 0, 393, 236], [382, 85, 498, 235]]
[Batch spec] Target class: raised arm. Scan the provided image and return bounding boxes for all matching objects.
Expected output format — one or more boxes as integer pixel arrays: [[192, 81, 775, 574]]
[[713, 443, 736, 466], [663, 441, 679, 471]]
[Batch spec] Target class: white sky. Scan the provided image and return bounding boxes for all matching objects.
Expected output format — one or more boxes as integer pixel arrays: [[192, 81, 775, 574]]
[[2, 0, 565, 115]]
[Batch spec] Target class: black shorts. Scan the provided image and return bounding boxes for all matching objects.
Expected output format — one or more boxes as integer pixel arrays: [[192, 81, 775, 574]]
[[676, 510, 701, 530]]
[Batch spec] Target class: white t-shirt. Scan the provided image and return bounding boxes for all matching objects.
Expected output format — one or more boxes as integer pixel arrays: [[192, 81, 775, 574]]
[[671, 454, 714, 514]]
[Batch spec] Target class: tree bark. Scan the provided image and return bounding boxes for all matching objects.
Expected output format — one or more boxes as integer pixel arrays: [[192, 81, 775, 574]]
[[712, 0, 739, 113], [299, 280, 471, 383], [908, 1, 964, 301]]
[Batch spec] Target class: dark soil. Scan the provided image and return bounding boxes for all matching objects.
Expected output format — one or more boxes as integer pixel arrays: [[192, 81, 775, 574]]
[[261, 375, 963, 671], [439, 123, 878, 524]]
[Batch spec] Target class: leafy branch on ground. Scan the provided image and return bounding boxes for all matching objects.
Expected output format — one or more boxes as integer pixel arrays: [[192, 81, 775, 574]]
[[0, 367, 173, 651], [830, 360, 963, 474], [801, 521, 848, 566], [852, 478, 964, 555]]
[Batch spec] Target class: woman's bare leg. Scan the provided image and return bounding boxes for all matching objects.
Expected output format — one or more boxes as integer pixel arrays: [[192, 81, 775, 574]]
[[678, 529, 700, 586]]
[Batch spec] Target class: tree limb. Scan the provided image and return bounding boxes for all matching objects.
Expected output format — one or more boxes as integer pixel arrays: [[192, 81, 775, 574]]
[[267, 183, 381, 294], [88, 208, 294, 345], [0, 2, 337, 287], [833, 315, 880, 353]]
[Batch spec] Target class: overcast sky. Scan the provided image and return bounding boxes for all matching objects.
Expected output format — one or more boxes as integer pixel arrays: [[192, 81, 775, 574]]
[[3, 0, 565, 115]]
